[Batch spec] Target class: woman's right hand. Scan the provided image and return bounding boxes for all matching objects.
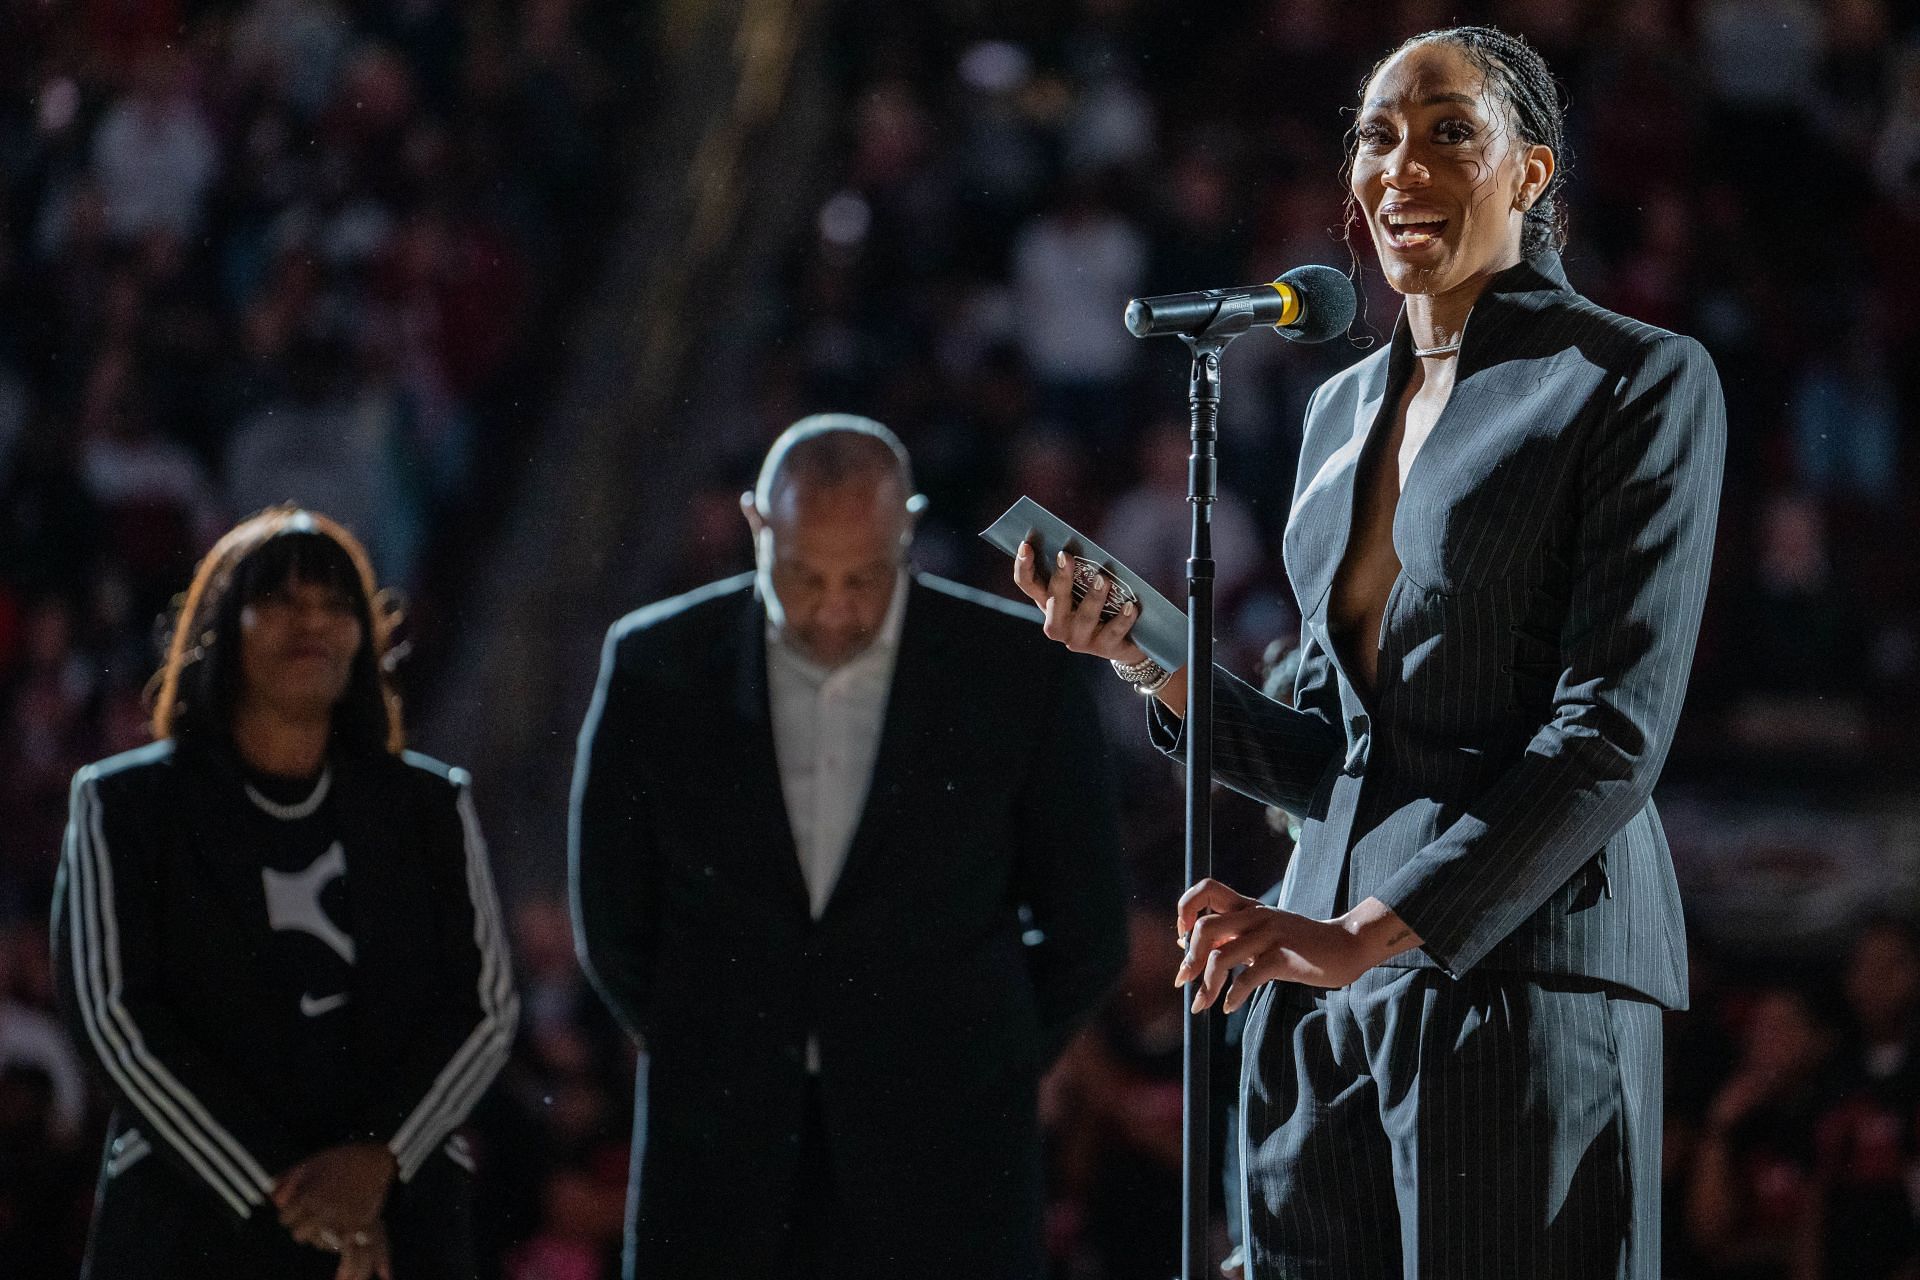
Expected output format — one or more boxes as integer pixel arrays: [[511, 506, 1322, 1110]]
[[1013, 541, 1188, 712], [1012, 541, 1148, 663]]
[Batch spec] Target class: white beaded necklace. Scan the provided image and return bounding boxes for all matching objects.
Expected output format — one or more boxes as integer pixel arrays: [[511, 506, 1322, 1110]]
[[244, 766, 333, 821]]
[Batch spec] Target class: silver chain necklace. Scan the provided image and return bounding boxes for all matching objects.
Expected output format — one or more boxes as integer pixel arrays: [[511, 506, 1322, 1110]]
[[244, 766, 333, 821]]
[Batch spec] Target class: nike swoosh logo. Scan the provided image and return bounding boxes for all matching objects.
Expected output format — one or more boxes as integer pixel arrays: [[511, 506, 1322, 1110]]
[[300, 992, 351, 1017]]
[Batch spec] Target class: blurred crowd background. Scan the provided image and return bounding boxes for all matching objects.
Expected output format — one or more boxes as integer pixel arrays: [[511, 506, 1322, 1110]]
[[2, 0, 1918, 1277]]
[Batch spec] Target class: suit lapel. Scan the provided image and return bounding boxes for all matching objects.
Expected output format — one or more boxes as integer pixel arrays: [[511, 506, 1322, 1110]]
[[1288, 255, 1575, 625], [1288, 336, 1400, 623], [727, 592, 813, 919]]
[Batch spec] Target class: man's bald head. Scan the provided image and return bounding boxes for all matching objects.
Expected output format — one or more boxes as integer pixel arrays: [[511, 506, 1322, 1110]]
[[752, 413, 918, 514], [742, 414, 925, 668]]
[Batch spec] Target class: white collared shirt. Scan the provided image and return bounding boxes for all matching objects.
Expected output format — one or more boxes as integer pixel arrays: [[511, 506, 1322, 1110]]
[[764, 571, 909, 921]]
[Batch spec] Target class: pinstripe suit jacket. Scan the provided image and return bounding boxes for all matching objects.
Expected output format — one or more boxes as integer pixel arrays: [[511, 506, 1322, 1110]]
[[1152, 253, 1724, 1009]]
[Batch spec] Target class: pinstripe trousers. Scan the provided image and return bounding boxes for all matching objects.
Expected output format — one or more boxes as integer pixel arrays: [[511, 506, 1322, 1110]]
[[1240, 967, 1662, 1280]]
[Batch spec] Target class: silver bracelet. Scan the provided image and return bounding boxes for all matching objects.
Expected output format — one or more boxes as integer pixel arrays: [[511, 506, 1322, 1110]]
[[1110, 654, 1172, 695]]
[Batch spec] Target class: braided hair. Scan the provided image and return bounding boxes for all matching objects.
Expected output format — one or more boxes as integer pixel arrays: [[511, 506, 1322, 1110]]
[[1354, 25, 1572, 259]]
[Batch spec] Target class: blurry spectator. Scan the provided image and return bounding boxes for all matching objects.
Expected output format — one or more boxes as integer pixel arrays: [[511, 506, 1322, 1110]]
[[0, 923, 87, 1149], [1791, 326, 1900, 510], [1686, 985, 1837, 1280], [1818, 2, 1896, 156], [1804, 918, 1920, 1279], [1045, 910, 1183, 1280], [1608, 187, 1696, 334], [1722, 492, 1870, 755], [1098, 426, 1262, 606], [1006, 428, 1100, 532], [230, 0, 356, 119], [0, 1054, 92, 1279], [1580, 0, 1700, 224], [0, 415, 101, 603], [511, 892, 627, 1099], [77, 351, 224, 615], [1, 599, 99, 889], [90, 50, 219, 243], [1696, 0, 1824, 115], [1061, 59, 1155, 177], [952, 43, 1051, 263], [1013, 177, 1147, 438], [1873, 49, 1920, 203], [224, 332, 411, 582]]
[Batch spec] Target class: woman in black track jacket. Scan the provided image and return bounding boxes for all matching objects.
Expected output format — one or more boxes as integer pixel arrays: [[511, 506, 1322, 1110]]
[[52, 507, 518, 1280]]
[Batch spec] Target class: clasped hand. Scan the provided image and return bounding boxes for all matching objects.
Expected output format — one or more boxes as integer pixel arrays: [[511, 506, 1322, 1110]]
[[1174, 880, 1422, 1012], [273, 1142, 396, 1280]]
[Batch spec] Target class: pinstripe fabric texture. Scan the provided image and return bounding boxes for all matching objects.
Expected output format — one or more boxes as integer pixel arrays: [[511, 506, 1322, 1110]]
[[1151, 251, 1724, 1009], [1242, 970, 1663, 1279], [1149, 252, 1723, 1277]]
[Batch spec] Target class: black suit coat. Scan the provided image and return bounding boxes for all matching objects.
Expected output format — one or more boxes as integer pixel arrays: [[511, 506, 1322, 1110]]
[[1153, 252, 1725, 1009], [570, 572, 1127, 1279], [51, 741, 517, 1278]]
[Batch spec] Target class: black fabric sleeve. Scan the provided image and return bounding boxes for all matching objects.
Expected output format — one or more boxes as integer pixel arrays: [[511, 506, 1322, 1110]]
[[52, 768, 296, 1219], [1012, 657, 1129, 1064], [354, 774, 519, 1181], [1374, 335, 1726, 975]]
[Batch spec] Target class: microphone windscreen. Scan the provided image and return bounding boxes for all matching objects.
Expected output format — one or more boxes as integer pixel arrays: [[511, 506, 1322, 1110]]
[[1276, 264, 1356, 344]]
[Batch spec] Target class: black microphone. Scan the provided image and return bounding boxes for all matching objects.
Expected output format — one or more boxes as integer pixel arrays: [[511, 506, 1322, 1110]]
[[1124, 263, 1356, 343]]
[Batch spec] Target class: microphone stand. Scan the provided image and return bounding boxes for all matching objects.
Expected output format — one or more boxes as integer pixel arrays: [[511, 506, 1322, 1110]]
[[1176, 323, 1240, 1280], [1126, 272, 1350, 1280]]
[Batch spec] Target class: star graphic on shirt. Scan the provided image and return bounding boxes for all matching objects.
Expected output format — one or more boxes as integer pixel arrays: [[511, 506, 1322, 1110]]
[[261, 842, 356, 964]]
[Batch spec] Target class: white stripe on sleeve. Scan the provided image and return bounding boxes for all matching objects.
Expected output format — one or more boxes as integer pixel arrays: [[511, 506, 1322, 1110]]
[[66, 771, 275, 1215], [387, 779, 518, 1180]]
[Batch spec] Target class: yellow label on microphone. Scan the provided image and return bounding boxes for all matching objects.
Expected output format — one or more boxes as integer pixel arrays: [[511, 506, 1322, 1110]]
[[1268, 281, 1303, 328]]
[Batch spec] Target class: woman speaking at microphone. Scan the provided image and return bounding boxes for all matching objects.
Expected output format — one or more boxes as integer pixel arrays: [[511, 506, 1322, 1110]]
[[53, 507, 517, 1280], [1016, 25, 1724, 1279]]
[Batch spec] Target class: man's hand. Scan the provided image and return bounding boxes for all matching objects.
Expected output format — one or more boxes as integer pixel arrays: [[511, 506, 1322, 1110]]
[[273, 1142, 396, 1250], [1173, 880, 1422, 1013]]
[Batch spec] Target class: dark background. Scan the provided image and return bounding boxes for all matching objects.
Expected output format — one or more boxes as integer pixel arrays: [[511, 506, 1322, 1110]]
[[0, 1, 1916, 1277]]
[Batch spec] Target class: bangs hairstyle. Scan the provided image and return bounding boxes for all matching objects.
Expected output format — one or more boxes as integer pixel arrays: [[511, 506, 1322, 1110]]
[[150, 507, 404, 755]]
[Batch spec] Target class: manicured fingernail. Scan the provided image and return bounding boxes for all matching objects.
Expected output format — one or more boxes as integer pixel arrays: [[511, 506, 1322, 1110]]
[[1191, 992, 1205, 1013], [1056, 551, 1067, 568], [1017, 542, 1030, 558], [1123, 602, 1136, 617]]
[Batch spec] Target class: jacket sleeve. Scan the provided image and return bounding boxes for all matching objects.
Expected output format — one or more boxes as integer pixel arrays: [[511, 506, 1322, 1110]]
[[569, 623, 661, 1041], [52, 767, 297, 1219], [1010, 656, 1129, 1063], [1145, 632, 1345, 817], [1372, 334, 1726, 974], [354, 772, 519, 1182]]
